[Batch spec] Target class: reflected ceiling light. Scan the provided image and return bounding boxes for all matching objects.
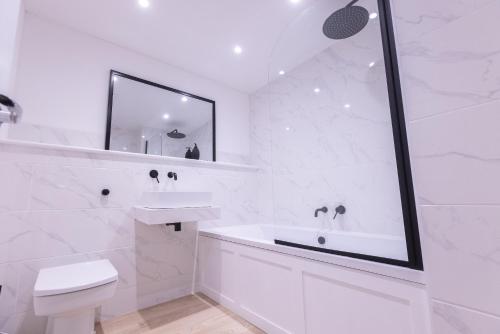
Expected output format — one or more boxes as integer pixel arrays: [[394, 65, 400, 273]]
[[181, 96, 188, 102], [138, 0, 150, 8], [163, 113, 170, 119], [112, 76, 118, 82], [233, 45, 243, 54], [344, 103, 351, 109], [279, 70, 285, 76], [141, 135, 145, 139], [369, 61, 376, 68], [123, 147, 128, 151], [369, 12, 378, 19], [314, 88, 321, 93]]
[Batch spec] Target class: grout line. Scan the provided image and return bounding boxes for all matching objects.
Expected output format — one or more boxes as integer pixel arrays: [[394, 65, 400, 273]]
[[407, 98, 500, 124], [432, 298, 500, 320]]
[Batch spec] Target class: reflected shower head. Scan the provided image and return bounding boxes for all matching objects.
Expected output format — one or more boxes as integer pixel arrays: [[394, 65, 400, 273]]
[[167, 129, 186, 139], [323, 0, 369, 40]]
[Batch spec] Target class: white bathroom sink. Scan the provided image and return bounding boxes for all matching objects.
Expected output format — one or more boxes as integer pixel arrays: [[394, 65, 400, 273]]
[[133, 192, 221, 225], [138, 191, 212, 209]]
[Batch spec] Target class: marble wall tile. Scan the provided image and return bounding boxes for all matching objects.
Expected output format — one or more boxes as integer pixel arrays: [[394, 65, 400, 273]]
[[410, 100, 500, 205], [421, 206, 500, 315], [392, 0, 495, 43], [30, 165, 136, 210], [0, 163, 33, 213], [432, 301, 500, 334], [398, 1, 500, 121]]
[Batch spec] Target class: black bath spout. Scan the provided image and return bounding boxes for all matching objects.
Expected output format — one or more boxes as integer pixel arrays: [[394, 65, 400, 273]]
[[314, 206, 328, 217]]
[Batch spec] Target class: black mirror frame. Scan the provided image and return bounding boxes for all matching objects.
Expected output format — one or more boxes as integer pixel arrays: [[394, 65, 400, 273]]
[[276, 0, 423, 271], [105, 70, 217, 162]]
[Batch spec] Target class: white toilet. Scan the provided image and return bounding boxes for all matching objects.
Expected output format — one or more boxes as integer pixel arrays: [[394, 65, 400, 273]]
[[33, 260, 118, 334]]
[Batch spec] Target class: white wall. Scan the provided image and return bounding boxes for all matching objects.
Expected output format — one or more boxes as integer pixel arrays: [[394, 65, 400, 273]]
[[392, 0, 500, 332], [12, 13, 250, 163]]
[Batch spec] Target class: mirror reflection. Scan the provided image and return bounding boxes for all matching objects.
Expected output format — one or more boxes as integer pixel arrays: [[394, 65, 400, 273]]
[[106, 72, 215, 161]]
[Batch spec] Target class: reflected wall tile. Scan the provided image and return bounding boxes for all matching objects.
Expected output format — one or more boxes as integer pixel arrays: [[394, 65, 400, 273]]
[[432, 301, 500, 334], [421, 206, 500, 315]]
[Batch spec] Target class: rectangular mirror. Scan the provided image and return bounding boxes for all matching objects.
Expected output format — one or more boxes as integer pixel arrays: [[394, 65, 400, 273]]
[[105, 71, 216, 161]]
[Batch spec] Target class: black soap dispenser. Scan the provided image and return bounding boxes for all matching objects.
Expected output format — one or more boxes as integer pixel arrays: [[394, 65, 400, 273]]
[[185, 147, 193, 159], [192, 143, 200, 160]]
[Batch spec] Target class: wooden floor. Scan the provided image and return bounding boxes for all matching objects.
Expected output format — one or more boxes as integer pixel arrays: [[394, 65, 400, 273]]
[[96, 294, 265, 334]]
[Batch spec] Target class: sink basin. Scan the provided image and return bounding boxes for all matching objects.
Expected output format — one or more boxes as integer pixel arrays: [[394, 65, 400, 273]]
[[138, 192, 212, 209], [133, 192, 221, 225]]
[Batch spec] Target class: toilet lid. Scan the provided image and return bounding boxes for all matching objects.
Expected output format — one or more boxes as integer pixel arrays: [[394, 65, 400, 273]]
[[34, 260, 118, 297]]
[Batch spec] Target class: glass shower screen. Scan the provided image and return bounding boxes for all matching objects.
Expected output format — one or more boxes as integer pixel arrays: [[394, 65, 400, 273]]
[[253, 0, 422, 269]]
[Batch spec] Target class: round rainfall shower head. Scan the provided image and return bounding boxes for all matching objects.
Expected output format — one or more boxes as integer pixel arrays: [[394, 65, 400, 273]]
[[167, 129, 186, 139], [323, 0, 369, 40]]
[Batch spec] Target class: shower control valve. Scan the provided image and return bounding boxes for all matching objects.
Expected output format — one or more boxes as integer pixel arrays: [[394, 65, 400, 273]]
[[167, 172, 178, 181], [333, 205, 346, 220]]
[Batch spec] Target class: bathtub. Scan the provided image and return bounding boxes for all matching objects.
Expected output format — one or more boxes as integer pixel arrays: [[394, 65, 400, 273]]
[[199, 224, 420, 283], [197, 224, 431, 334]]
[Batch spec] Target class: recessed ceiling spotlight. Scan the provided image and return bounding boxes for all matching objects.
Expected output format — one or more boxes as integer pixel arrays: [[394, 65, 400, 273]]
[[314, 88, 321, 94], [290, 0, 301, 3], [285, 126, 291, 131], [344, 103, 351, 109], [163, 113, 170, 119], [233, 45, 243, 55], [279, 70, 285, 76], [181, 96, 188, 102], [369, 12, 378, 19], [138, 0, 150, 8], [369, 61, 376, 68]]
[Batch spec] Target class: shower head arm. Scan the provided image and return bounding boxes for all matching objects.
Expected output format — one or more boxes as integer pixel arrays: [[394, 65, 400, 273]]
[[346, 0, 359, 7]]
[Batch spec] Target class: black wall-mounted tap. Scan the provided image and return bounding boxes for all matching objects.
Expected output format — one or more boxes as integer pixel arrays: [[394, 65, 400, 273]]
[[314, 206, 328, 217], [149, 170, 160, 183], [168, 172, 178, 181]]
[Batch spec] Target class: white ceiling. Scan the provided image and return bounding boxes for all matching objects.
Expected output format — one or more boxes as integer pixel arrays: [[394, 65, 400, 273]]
[[23, 0, 335, 93]]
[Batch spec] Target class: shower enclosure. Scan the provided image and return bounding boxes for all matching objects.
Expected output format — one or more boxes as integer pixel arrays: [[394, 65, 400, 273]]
[[251, 0, 422, 269]]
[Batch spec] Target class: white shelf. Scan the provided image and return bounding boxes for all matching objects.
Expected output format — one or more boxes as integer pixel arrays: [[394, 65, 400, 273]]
[[0, 139, 260, 172]]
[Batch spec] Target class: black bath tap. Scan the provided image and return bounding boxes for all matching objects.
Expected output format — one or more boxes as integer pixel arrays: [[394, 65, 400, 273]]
[[314, 206, 328, 217], [333, 205, 346, 220]]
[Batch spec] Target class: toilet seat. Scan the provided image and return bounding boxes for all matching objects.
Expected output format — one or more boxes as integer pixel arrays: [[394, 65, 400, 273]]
[[33, 260, 118, 334], [34, 259, 118, 297]]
